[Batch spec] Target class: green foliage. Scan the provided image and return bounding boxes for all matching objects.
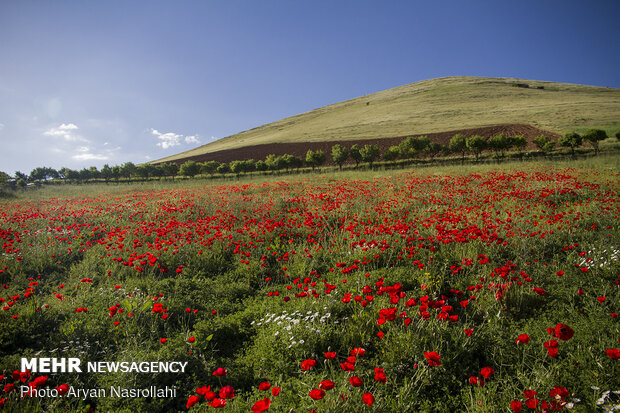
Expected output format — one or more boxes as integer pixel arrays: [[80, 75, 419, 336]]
[[349, 144, 362, 166], [466, 135, 487, 160], [383, 146, 401, 161], [558, 132, 582, 156], [582, 129, 608, 154], [398, 136, 430, 159], [305, 150, 326, 170], [449, 134, 468, 161], [179, 161, 201, 177], [359, 144, 380, 167], [487, 134, 513, 158], [511, 135, 527, 152], [200, 161, 220, 175], [216, 163, 230, 175], [331, 144, 349, 170]]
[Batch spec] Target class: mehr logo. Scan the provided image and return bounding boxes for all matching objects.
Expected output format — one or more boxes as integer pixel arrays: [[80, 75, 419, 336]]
[[21, 358, 82, 373]]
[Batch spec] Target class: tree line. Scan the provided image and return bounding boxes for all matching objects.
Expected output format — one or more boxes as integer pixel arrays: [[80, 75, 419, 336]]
[[1, 129, 616, 187]]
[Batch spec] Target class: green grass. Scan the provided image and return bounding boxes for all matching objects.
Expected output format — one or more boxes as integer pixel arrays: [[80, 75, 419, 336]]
[[153, 76, 620, 164]]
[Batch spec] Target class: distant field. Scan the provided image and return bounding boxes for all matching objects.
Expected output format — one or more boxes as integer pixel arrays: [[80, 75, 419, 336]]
[[154, 76, 620, 164]]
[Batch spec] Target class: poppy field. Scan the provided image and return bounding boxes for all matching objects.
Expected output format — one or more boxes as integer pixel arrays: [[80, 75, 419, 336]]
[[0, 159, 619, 412]]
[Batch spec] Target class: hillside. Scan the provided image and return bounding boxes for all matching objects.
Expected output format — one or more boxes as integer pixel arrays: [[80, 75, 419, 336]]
[[152, 76, 620, 164]]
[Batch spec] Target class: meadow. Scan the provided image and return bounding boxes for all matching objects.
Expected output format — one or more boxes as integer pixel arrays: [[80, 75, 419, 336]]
[[1, 156, 619, 412]]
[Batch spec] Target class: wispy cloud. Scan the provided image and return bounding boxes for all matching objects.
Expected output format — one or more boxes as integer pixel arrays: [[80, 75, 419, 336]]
[[43, 123, 89, 142], [0, 123, 4, 131], [185, 135, 200, 144], [151, 128, 200, 149]]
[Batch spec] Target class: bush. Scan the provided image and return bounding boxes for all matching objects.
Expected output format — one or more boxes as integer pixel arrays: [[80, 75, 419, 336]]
[[558, 132, 582, 156]]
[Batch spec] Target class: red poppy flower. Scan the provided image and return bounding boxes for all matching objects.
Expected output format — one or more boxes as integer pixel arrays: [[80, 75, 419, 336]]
[[606, 348, 620, 359], [554, 323, 574, 341], [212, 367, 227, 376], [464, 328, 473, 337], [349, 376, 363, 387], [374, 367, 387, 383], [362, 392, 375, 406], [56, 384, 69, 395], [159, 338, 167, 344], [324, 352, 336, 359], [308, 388, 325, 400], [186, 395, 199, 409], [340, 361, 355, 371], [301, 359, 316, 371], [196, 386, 216, 401], [251, 397, 271, 413], [258, 382, 271, 391], [218, 385, 235, 399], [319, 380, 335, 390], [188, 336, 195, 343], [208, 398, 227, 408], [480, 367, 495, 379], [272, 387, 281, 396], [515, 334, 530, 344], [350, 347, 366, 356], [510, 400, 522, 413], [424, 351, 441, 366]]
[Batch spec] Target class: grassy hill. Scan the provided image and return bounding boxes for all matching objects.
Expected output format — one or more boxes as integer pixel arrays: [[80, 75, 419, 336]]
[[153, 76, 620, 164]]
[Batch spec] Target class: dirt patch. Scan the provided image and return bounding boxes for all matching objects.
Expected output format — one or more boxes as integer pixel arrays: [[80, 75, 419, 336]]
[[158, 124, 559, 166]]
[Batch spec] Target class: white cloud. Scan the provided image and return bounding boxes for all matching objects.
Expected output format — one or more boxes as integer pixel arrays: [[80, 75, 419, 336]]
[[43, 123, 88, 142], [185, 135, 200, 144], [151, 128, 202, 149], [151, 128, 182, 149]]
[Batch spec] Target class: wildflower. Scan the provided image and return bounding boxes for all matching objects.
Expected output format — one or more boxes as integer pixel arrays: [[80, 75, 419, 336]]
[[301, 359, 317, 371], [424, 351, 441, 366], [349, 376, 363, 387], [308, 388, 325, 400], [251, 398, 271, 413], [362, 392, 375, 406], [320, 380, 335, 390], [186, 395, 199, 409], [218, 385, 235, 399]]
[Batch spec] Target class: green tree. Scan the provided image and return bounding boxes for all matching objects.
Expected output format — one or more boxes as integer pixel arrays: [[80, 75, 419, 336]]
[[15, 171, 28, 182], [360, 144, 380, 168], [511, 135, 527, 152], [200, 161, 220, 175], [449, 134, 468, 163], [254, 160, 267, 171], [101, 164, 113, 181], [466, 135, 487, 161], [349, 144, 362, 167], [305, 150, 326, 170], [179, 160, 201, 177], [121, 162, 136, 178], [533, 135, 550, 152], [425, 142, 443, 159], [383, 146, 401, 162], [229, 160, 244, 175], [558, 132, 582, 156], [161, 163, 179, 177], [487, 134, 512, 158], [216, 163, 230, 175], [582, 129, 607, 155], [265, 154, 280, 171], [331, 144, 349, 170], [287, 155, 303, 170], [399, 136, 430, 159]]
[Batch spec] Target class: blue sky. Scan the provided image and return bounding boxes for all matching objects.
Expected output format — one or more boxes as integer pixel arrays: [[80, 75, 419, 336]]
[[1, 0, 618, 174]]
